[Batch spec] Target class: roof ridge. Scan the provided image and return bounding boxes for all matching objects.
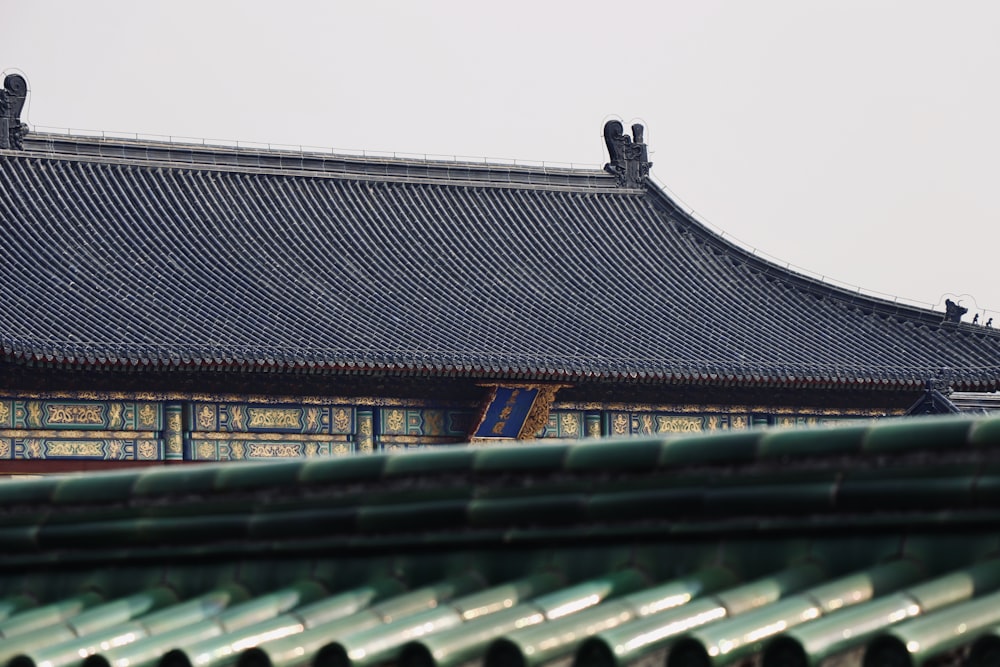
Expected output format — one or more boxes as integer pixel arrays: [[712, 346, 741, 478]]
[[12, 133, 623, 192]]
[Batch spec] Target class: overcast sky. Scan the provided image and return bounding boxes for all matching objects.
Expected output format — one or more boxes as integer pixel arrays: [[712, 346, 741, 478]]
[[5, 1, 1000, 319]]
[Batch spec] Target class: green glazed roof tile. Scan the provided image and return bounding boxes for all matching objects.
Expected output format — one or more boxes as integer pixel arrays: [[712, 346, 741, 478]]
[[0, 417, 999, 667]]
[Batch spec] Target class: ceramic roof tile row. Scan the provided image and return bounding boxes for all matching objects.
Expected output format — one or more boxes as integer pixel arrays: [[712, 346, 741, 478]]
[[2, 416, 1000, 667], [1, 135, 999, 387]]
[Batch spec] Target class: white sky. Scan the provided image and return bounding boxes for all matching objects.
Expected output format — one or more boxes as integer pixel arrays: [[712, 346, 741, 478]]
[[5, 1, 1000, 319]]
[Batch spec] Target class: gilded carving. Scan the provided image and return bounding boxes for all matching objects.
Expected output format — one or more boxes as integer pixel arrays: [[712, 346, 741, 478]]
[[138, 403, 158, 428], [357, 412, 374, 453], [24, 438, 42, 458], [248, 408, 301, 429], [640, 414, 654, 435], [230, 441, 245, 459], [46, 404, 103, 425], [107, 440, 123, 459], [198, 405, 216, 430], [229, 405, 246, 431], [306, 408, 320, 431], [248, 443, 301, 458], [0, 402, 12, 427], [108, 403, 123, 429], [197, 442, 216, 460], [137, 441, 158, 460], [46, 441, 105, 457], [334, 443, 350, 456], [655, 416, 703, 433], [612, 413, 629, 435], [731, 415, 748, 430], [167, 411, 182, 431], [517, 385, 567, 440], [560, 412, 580, 436], [333, 408, 350, 433], [386, 410, 404, 434], [0, 439, 9, 458]]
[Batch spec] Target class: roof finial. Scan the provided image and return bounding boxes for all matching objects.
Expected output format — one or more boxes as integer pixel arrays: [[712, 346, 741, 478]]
[[603, 120, 651, 187], [0, 73, 28, 150], [944, 298, 967, 323]]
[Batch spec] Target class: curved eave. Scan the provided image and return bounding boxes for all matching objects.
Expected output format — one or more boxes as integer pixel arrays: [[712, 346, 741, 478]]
[[640, 180, 962, 327], [5, 343, 996, 392]]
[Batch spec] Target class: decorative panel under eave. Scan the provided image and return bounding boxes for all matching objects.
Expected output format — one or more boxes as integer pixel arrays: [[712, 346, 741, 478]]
[[186, 401, 358, 461], [0, 399, 163, 461]]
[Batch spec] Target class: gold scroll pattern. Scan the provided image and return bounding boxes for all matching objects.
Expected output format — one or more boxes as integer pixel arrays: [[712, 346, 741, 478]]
[[247, 408, 302, 430], [45, 440, 106, 457], [46, 404, 105, 426], [248, 443, 302, 458], [357, 411, 374, 453], [9, 438, 159, 460]]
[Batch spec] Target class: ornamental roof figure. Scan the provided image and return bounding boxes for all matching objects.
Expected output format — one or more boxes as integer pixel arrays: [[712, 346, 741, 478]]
[[0, 74, 28, 150]]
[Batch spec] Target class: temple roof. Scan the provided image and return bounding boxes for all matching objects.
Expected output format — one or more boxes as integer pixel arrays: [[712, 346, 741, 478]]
[[1, 130, 999, 389]]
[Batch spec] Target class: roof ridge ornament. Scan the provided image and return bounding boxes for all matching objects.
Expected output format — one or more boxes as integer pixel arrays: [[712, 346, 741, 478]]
[[944, 298, 967, 323], [603, 120, 652, 187], [0, 73, 28, 150]]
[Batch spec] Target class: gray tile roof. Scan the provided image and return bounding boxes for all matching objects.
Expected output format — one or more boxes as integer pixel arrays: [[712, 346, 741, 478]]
[[1, 133, 999, 389]]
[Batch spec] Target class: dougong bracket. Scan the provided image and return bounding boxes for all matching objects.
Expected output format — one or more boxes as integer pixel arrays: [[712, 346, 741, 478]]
[[0, 74, 28, 150], [603, 120, 652, 187]]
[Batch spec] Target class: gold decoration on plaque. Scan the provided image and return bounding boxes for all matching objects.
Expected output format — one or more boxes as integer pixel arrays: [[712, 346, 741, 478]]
[[197, 442, 216, 460], [612, 413, 629, 435], [248, 408, 301, 429], [516, 385, 569, 440], [333, 408, 350, 432], [640, 414, 654, 434], [248, 443, 301, 458], [198, 405, 216, 430], [26, 404, 42, 428], [24, 438, 42, 458], [107, 403, 123, 429], [230, 441, 246, 459], [229, 405, 246, 431], [655, 416, 703, 433], [306, 408, 320, 431], [47, 404, 103, 425], [45, 441, 105, 457], [560, 412, 580, 436], [386, 410, 404, 434], [107, 440, 123, 459], [138, 403, 157, 428]]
